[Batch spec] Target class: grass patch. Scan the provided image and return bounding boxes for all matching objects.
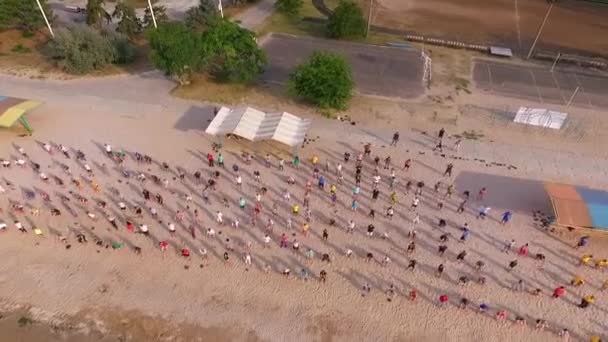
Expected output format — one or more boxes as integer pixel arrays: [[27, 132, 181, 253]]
[[17, 316, 34, 327], [11, 43, 32, 54]]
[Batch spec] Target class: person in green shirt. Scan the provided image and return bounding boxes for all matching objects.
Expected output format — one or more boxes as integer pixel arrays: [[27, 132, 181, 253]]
[[218, 153, 224, 168], [293, 155, 300, 169]]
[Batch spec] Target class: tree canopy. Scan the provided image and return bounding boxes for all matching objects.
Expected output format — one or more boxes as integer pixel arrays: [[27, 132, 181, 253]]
[[200, 20, 267, 83], [86, 0, 110, 28], [143, 1, 169, 28], [146, 22, 204, 85], [275, 0, 304, 17], [0, 0, 53, 33], [112, 1, 141, 38], [326, 0, 366, 39], [184, 0, 220, 31], [289, 51, 354, 110]]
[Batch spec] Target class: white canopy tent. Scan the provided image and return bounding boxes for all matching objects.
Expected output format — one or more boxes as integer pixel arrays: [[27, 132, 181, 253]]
[[205, 106, 311, 147]]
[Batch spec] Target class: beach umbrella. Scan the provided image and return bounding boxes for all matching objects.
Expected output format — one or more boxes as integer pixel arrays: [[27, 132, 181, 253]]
[[0, 96, 41, 135]]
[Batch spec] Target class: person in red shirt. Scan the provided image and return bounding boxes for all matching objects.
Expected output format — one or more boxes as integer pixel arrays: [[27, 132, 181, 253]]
[[409, 289, 417, 301], [207, 153, 214, 167], [439, 295, 449, 305], [552, 286, 566, 298], [126, 220, 135, 232], [519, 243, 529, 257]]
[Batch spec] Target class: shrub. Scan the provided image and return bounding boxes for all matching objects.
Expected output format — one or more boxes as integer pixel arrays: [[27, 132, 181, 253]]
[[289, 51, 354, 110], [11, 43, 31, 54], [46, 25, 136, 74], [105, 31, 137, 64], [275, 0, 303, 17], [0, 0, 53, 33], [112, 1, 141, 38], [326, 0, 366, 39]]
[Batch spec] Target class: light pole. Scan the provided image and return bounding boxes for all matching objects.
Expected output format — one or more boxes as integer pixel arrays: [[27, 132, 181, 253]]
[[366, 0, 373, 37], [219, 0, 224, 18], [35, 0, 54, 37], [147, 0, 158, 28], [526, 0, 554, 59]]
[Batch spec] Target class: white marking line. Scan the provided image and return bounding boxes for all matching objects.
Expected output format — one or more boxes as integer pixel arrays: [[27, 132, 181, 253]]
[[572, 73, 595, 110], [486, 63, 494, 91], [549, 71, 567, 105], [514, 0, 522, 49]]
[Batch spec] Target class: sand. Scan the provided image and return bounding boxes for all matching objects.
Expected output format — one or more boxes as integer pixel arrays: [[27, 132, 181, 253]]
[[0, 72, 607, 341]]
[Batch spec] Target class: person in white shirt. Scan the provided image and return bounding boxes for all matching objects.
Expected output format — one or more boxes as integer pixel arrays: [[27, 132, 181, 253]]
[[139, 224, 149, 234], [216, 211, 223, 224], [0, 222, 7, 230], [168, 222, 176, 234], [244, 254, 252, 266], [263, 234, 271, 247], [236, 175, 242, 187], [104, 144, 112, 155]]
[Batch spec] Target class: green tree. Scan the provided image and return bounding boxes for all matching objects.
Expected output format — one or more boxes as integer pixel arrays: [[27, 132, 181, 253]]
[[146, 22, 204, 85], [326, 0, 366, 39], [289, 51, 354, 110], [201, 20, 267, 83], [46, 25, 134, 74], [86, 0, 110, 27], [275, 0, 303, 17], [0, 0, 53, 33], [184, 0, 220, 31], [112, 1, 141, 38], [143, 1, 169, 28]]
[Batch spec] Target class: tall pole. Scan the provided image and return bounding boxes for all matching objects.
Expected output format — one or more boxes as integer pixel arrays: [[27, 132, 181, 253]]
[[566, 86, 580, 108], [526, 0, 554, 59], [219, 0, 224, 19], [147, 0, 158, 28], [550, 52, 561, 72], [35, 0, 54, 38], [366, 0, 373, 37]]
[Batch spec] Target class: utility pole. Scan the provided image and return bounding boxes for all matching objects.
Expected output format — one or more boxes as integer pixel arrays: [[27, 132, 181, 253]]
[[526, 0, 554, 59], [366, 0, 373, 37], [219, 0, 224, 18], [550, 52, 561, 72], [35, 0, 54, 38], [147, 0, 158, 28]]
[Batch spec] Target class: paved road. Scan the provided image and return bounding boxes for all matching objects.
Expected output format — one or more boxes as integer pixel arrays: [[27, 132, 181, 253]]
[[236, 0, 276, 30], [473, 60, 608, 109], [261, 34, 425, 98]]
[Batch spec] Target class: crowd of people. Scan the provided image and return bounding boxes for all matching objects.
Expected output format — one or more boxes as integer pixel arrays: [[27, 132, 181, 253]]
[[0, 129, 605, 341]]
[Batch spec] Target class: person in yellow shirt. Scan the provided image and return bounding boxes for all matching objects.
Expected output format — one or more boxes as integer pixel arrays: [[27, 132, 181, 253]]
[[571, 276, 585, 287], [595, 258, 608, 269], [312, 155, 318, 165], [292, 204, 299, 214], [580, 254, 593, 266], [302, 223, 310, 236], [330, 185, 337, 194]]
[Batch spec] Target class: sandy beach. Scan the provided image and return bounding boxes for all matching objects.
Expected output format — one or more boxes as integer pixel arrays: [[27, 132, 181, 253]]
[[0, 72, 607, 342]]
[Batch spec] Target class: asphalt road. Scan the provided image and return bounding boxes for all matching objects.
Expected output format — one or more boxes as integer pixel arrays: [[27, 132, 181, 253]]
[[261, 34, 425, 99]]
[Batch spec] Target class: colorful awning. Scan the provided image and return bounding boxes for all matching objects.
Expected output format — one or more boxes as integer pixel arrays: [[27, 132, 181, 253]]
[[545, 182, 608, 230], [0, 96, 41, 134]]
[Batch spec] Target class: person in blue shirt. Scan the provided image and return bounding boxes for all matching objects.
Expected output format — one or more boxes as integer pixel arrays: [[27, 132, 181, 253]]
[[501, 211, 513, 224]]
